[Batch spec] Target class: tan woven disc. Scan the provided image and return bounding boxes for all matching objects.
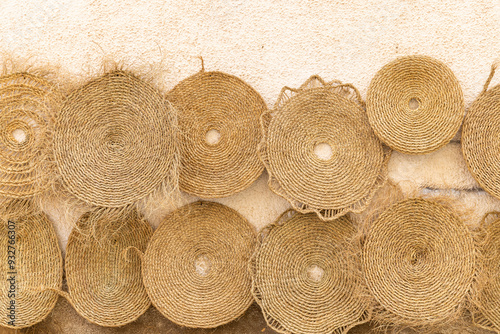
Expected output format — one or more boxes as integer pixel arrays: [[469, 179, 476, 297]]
[[0, 73, 62, 198], [366, 55, 463, 154], [462, 84, 500, 199], [0, 200, 63, 329], [363, 198, 475, 327], [54, 71, 176, 207], [260, 77, 388, 221], [65, 207, 152, 327], [143, 201, 256, 328], [167, 71, 266, 198], [251, 211, 370, 334]]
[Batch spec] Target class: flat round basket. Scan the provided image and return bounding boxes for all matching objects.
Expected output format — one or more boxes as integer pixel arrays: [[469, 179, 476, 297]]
[[363, 198, 475, 327], [65, 207, 152, 327], [54, 71, 177, 207], [143, 201, 256, 328], [0, 200, 63, 329], [259, 76, 389, 221], [366, 55, 463, 154], [167, 71, 266, 198], [251, 211, 370, 334], [0, 73, 62, 198]]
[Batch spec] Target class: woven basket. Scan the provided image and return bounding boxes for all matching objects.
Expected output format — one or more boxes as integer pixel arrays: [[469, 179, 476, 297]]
[[251, 210, 371, 334], [0, 200, 63, 329], [366, 55, 464, 154], [167, 70, 266, 198], [0, 73, 62, 199], [142, 201, 256, 328], [259, 75, 389, 221], [65, 206, 152, 327], [462, 65, 500, 200], [54, 70, 177, 207], [363, 198, 475, 328]]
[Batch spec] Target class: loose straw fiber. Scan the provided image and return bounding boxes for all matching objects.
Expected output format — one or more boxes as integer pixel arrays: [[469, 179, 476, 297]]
[[363, 198, 475, 327], [54, 70, 177, 207], [259, 76, 389, 221], [366, 55, 464, 154], [0, 73, 62, 198], [143, 201, 256, 328], [167, 71, 266, 198], [65, 207, 152, 327], [251, 211, 370, 334], [462, 65, 500, 200], [0, 200, 63, 329]]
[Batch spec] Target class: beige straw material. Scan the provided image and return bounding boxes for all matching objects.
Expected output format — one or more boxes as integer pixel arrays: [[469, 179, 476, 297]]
[[54, 70, 177, 207], [65, 206, 152, 327], [167, 70, 266, 198], [366, 55, 464, 155], [259, 75, 389, 221], [0, 73, 62, 199], [363, 198, 475, 328], [143, 201, 256, 328], [251, 210, 371, 334], [462, 65, 500, 200], [0, 199, 63, 329]]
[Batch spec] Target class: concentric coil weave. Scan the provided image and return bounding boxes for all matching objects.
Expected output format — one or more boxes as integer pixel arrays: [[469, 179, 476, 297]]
[[363, 198, 475, 327], [0, 200, 63, 329], [366, 55, 463, 154], [251, 210, 371, 334], [462, 65, 500, 200], [65, 206, 152, 327], [167, 70, 266, 198], [142, 201, 256, 328], [0, 73, 62, 198], [259, 75, 389, 221], [54, 70, 177, 207]]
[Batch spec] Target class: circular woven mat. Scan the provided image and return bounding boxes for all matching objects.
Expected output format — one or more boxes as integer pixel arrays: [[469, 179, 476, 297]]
[[261, 78, 388, 220], [167, 71, 266, 198], [363, 198, 475, 326], [0, 200, 62, 329], [0, 73, 62, 198], [143, 201, 256, 328], [251, 211, 370, 334], [54, 71, 176, 207], [65, 207, 152, 327], [366, 55, 463, 154]]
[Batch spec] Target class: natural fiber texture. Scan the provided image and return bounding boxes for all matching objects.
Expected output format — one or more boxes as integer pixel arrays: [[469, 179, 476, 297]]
[[0, 72, 62, 199], [54, 70, 177, 207], [363, 198, 475, 328], [65, 206, 152, 327], [259, 75, 389, 221], [251, 210, 371, 334], [0, 199, 63, 329], [366, 55, 463, 154], [167, 70, 266, 198], [143, 201, 256, 328], [462, 65, 500, 200]]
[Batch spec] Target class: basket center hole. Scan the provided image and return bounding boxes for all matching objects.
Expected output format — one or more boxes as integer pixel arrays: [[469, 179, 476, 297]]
[[409, 98, 420, 110], [314, 143, 333, 160], [307, 264, 324, 282], [12, 129, 26, 143], [410, 250, 427, 265], [195, 254, 211, 276], [205, 129, 221, 145]]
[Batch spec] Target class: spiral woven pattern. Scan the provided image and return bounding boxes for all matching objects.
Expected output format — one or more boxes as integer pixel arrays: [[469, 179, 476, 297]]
[[259, 76, 389, 221], [167, 71, 266, 198], [0, 200, 63, 329], [143, 201, 256, 328], [366, 55, 463, 154], [0, 73, 61, 198], [363, 198, 475, 327], [65, 207, 152, 327], [54, 71, 176, 207], [251, 211, 370, 334]]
